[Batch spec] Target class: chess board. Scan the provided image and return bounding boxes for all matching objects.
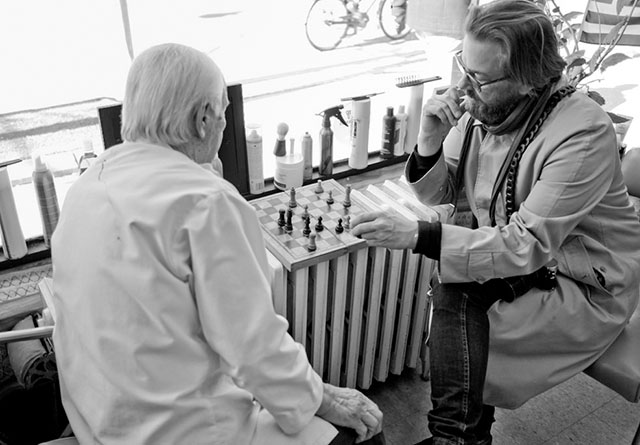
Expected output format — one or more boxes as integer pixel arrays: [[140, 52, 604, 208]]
[[251, 179, 375, 271]]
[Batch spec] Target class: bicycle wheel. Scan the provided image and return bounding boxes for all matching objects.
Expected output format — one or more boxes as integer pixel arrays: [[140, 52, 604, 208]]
[[305, 0, 350, 51], [378, 0, 411, 40]]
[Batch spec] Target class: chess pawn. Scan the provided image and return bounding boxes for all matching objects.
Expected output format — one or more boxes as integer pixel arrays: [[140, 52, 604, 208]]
[[315, 179, 324, 194], [335, 218, 344, 234], [278, 209, 286, 227], [307, 232, 317, 252], [302, 204, 309, 220], [326, 190, 334, 205], [344, 215, 351, 230], [315, 216, 324, 232]]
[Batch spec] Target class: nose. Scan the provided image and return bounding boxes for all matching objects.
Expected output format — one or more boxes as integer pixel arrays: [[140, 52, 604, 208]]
[[456, 74, 471, 91]]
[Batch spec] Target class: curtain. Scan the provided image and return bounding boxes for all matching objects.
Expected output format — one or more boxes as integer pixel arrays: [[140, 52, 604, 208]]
[[580, 0, 640, 46]]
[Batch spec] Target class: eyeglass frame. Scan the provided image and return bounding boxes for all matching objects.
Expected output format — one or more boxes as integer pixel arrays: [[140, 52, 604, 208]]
[[454, 50, 509, 92]]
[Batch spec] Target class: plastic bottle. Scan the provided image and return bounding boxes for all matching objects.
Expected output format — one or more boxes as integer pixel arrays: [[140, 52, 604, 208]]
[[32, 155, 60, 248], [318, 105, 348, 177], [245, 123, 265, 195], [78, 139, 97, 175], [349, 97, 371, 169], [0, 161, 27, 259], [274, 137, 304, 191], [393, 105, 408, 157], [380, 106, 396, 159], [302, 132, 313, 181]]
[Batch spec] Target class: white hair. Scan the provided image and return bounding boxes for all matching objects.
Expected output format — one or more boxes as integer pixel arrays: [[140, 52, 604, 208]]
[[121, 43, 223, 147]]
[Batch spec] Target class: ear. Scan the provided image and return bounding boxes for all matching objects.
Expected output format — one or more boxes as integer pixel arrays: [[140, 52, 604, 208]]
[[195, 103, 209, 139]]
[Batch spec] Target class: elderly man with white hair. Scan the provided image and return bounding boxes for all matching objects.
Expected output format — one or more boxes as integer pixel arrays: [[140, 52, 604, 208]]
[[51, 43, 384, 445]]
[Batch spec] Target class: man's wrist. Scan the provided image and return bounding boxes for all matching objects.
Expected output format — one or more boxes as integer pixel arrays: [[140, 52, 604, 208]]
[[417, 133, 443, 157]]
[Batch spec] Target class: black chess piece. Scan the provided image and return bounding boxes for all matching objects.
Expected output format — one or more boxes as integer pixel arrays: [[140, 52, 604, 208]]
[[335, 218, 344, 234], [315, 216, 324, 232], [302, 217, 311, 237], [326, 190, 334, 205], [278, 209, 286, 227], [285, 209, 293, 232]]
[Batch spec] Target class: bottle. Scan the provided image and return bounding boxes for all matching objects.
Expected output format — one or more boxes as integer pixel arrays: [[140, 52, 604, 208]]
[[348, 97, 371, 170], [0, 161, 27, 259], [302, 132, 313, 181], [274, 137, 304, 191], [32, 155, 60, 248], [393, 105, 408, 157], [77, 139, 97, 175], [380, 106, 396, 159], [318, 105, 348, 177], [245, 123, 265, 195]]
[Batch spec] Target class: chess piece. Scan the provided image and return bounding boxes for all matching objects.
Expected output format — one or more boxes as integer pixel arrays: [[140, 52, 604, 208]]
[[302, 204, 309, 220], [278, 209, 286, 227], [326, 190, 334, 205], [289, 187, 297, 208], [307, 232, 317, 252], [315, 179, 324, 194], [344, 215, 350, 230], [285, 209, 293, 232], [335, 218, 344, 234], [343, 184, 352, 208], [302, 217, 311, 237], [315, 216, 324, 232]]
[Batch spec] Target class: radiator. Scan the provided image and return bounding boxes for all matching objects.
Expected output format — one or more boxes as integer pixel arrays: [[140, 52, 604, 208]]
[[255, 178, 452, 389]]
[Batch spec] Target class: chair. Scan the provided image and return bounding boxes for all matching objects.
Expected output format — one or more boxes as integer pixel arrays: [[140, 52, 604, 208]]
[[583, 302, 640, 444]]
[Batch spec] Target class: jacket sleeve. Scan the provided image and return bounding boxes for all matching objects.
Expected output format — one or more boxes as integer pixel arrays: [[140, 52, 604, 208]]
[[186, 189, 322, 435]]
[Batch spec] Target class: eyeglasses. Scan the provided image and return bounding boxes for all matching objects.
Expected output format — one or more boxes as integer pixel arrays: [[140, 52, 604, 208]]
[[454, 50, 509, 92]]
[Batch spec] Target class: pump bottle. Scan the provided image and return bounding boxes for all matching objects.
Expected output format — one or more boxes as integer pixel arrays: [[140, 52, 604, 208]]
[[77, 139, 97, 175], [380, 106, 396, 159], [32, 155, 60, 248], [318, 105, 348, 177]]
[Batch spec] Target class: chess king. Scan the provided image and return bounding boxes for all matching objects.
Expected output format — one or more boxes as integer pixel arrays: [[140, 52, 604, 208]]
[[50, 42, 384, 445]]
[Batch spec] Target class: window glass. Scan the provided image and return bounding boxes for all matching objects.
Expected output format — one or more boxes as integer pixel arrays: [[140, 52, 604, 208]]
[[0, 0, 441, 243]]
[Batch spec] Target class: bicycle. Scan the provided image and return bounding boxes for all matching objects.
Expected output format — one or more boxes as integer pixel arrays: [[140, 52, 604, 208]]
[[305, 0, 411, 51]]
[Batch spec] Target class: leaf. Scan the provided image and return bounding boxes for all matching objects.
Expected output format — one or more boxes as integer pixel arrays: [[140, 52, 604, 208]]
[[567, 57, 587, 69], [589, 46, 605, 72], [587, 90, 606, 105], [604, 21, 625, 45], [563, 11, 583, 22], [615, 0, 624, 15], [600, 53, 631, 71], [608, 111, 632, 123]]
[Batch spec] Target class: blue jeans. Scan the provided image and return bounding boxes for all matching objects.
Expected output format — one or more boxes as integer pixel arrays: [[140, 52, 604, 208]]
[[427, 282, 500, 445]]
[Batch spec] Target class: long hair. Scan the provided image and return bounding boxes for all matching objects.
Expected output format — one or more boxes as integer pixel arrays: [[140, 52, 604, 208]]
[[121, 43, 219, 147], [464, 0, 566, 91]]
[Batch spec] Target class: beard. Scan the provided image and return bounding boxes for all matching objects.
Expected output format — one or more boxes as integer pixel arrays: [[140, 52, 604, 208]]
[[462, 86, 527, 126]]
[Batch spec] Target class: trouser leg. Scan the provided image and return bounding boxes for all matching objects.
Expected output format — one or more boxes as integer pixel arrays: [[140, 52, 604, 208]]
[[427, 282, 499, 445]]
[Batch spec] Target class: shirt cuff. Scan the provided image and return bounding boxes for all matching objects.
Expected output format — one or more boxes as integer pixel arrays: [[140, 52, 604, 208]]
[[412, 220, 442, 261], [407, 145, 443, 181]]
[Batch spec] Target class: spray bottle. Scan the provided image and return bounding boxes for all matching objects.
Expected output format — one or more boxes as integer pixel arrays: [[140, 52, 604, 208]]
[[318, 105, 348, 177]]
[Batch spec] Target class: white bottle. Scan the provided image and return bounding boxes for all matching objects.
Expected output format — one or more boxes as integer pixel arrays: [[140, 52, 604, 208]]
[[393, 105, 409, 156], [0, 163, 27, 259], [349, 98, 371, 169], [32, 155, 60, 248], [274, 137, 303, 191], [245, 123, 265, 195], [78, 139, 97, 175], [302, 132, 313, 181]]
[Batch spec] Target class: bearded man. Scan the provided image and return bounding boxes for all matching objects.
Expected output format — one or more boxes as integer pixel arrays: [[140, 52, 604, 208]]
[[351, 1, 640, 444]]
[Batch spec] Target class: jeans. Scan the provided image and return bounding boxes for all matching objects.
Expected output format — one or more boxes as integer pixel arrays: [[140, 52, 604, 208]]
[[427, 282, 501, 445]]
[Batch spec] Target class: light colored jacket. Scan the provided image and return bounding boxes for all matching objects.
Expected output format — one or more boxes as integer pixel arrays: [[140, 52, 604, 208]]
[[406, 89, 640, 408], [51, 142, 336, 444]]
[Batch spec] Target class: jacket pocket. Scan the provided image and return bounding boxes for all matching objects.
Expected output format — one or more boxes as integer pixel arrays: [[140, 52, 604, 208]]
[[559, 235, 610, 295]]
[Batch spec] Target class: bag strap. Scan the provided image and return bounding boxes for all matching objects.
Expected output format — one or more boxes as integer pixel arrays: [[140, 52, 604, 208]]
[[489, 85, 575, 226]]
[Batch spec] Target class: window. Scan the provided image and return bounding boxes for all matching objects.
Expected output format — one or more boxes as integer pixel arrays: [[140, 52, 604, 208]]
[[0, 0, 443, 252]]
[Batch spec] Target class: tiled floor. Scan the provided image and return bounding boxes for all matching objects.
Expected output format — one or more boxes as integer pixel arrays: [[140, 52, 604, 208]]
[[363, 368, 640, 445]]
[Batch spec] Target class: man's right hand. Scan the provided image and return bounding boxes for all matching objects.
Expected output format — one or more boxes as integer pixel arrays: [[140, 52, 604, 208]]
[[417, 87, 465, 157], [317, 383, 383, 443]]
